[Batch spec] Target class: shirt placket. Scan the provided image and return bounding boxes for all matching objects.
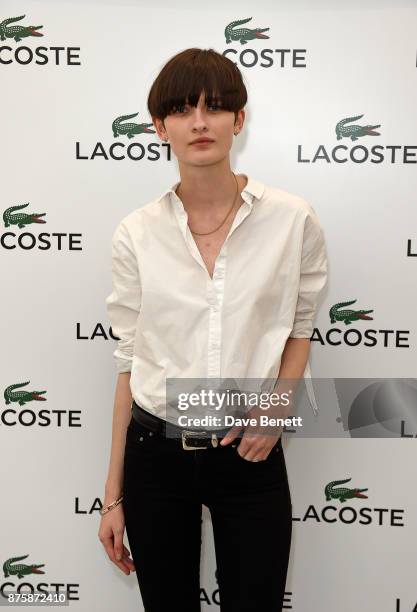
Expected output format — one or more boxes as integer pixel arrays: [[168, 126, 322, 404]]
[[206, 251, 224, 378], [170, 191, 254, 379], [205, 200, 253, 379]]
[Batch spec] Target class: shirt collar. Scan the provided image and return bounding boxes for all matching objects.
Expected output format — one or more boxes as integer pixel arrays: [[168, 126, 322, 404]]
[[157, 174, 265, 213]]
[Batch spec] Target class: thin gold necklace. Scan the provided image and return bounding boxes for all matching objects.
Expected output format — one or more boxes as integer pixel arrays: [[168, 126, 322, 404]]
[[176, 172, 240, 236]]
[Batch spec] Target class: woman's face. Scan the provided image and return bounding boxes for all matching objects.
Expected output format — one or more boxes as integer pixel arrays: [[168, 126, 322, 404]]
[[154, 91, 244, 167]]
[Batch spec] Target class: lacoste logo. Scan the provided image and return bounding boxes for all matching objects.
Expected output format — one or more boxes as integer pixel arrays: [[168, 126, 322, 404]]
[[325, 478, 368, 503], [224, 17, 269, 44], [4, 381, 47, 406], [3, 555, 45, 578], [3, 203, 46, 229], [112, 113, 156, 139], [0, 15, 43, 43], [329, 300, 374, 325], [335, 114, 381, 141]]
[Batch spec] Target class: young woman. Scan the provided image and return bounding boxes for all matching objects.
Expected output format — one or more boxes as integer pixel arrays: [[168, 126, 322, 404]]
[[98, 48, 328, 611]]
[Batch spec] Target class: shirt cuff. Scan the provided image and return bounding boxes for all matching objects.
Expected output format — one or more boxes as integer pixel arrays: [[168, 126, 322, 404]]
[[289, 320, 313, 339], [114, 351, 133, 373]]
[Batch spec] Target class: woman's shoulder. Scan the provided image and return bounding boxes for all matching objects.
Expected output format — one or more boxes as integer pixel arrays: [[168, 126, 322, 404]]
[[261, 181, 316, 219], [113, 195, 165, 234]]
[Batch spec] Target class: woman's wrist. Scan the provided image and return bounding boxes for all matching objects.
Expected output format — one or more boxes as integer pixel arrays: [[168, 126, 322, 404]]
[[100, 493, 124, 516], [104, 480, 123, 500]]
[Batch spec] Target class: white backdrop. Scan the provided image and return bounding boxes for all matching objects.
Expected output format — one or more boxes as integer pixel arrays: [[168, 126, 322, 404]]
[[1, 1, 416, 610]]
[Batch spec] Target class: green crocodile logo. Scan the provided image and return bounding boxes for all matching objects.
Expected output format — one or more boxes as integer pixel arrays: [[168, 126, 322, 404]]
[[0, 15, 43, 42], [3, 555, 45, 578], [335, 114, 381, 141], [4, 382, 47, 406], [112, 113, 156, 139], [329, 300, 373, 325], [325, 478, 368, 503], [224, 17, 270, 45], [3, 203, 46, 229]]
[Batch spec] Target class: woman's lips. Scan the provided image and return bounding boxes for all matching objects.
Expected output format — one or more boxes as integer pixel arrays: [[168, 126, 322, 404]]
[[191, 140, 214, 146]]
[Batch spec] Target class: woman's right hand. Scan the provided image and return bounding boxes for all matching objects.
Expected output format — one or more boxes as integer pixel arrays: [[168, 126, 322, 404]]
[[98, 503, 136, 575]]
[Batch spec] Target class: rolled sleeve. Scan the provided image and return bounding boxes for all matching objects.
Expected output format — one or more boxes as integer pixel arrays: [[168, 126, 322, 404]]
[[289, 206, 328, 339], [105, 220, 141, 373]]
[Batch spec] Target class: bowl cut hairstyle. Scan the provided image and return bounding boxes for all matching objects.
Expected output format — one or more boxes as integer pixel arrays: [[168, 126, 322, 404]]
[[147, 48, 248, 125]]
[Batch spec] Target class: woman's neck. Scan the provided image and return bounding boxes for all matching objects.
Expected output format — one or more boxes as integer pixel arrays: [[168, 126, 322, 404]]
[[175, 168, 247, 213]]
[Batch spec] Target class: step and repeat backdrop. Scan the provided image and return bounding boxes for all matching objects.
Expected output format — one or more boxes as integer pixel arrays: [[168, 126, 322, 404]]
[[1, 1, 416, 610]]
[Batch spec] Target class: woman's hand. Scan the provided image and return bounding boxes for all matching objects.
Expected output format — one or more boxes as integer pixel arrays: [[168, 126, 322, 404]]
[[219, 404, 284, 461], [98, 503, 136, 575]]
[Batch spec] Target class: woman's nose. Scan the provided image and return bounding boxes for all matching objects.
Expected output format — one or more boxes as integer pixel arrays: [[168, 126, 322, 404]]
[[191, 108, 209, 127]]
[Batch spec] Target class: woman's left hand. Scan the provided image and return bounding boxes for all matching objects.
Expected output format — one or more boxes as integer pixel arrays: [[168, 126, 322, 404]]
[[219, 404, 283, 461]]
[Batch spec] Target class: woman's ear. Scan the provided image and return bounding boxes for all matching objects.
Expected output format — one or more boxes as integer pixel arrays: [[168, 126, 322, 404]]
[[234, 108, 245, 134], [152, 117, 168, 142]]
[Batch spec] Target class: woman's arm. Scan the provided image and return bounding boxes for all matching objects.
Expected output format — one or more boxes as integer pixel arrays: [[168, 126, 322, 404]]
[[277, 337, 310, 382], [103, 218, 142, 499], [104, 371, 132, 502], [99, 219, 140, 575], [268, 338, 311, 417], [99, 371, 135, 576]]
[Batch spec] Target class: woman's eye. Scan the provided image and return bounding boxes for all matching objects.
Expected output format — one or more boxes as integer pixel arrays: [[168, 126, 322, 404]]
[[170, 105, 187, 114], [207, 101, 222, 110], [171, 103, 221, 114]]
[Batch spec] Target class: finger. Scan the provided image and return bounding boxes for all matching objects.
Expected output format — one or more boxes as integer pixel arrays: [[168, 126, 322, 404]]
[[109, 549, 132, 575], [123, 556, 136, 572], [116, 560, 132, 575], [226, 427, 254, 452], [237, 432, 257, 451], [219, 425, 242, 445], [236, 444, 258, 461], [101, 537, 116, 561], [238, 447, 266, 461], [102, 539, 131, 575], [114, 533, 124, 561], [236, 437, 268, 461], [122, 545, 136, 571]]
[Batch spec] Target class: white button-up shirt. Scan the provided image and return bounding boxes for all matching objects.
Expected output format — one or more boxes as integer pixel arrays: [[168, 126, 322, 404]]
[[105, 174, 328, 419]]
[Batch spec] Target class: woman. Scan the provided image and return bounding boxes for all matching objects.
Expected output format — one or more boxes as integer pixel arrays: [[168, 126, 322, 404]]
[[98, 47, 328, 611]]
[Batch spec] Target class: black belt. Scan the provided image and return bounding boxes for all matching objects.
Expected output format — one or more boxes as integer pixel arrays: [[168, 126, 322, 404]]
[[131, 400, 235, 450]]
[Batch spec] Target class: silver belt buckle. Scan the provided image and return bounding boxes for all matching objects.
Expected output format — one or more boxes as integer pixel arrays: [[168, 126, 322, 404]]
[[182, 430, 219, 450]]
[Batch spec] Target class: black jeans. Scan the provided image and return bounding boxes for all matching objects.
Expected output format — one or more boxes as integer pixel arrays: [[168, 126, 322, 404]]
[[123, 413, 292, 612]]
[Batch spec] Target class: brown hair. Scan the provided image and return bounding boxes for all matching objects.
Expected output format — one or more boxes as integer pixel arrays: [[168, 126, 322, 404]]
[[147, 48, 247, 125]]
